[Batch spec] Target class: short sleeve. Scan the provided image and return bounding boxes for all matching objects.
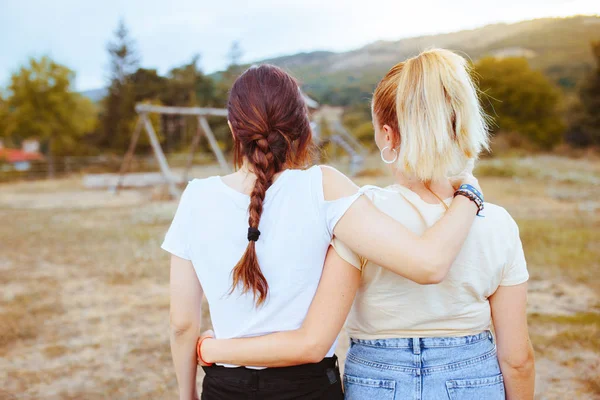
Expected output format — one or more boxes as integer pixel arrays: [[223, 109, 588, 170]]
[[500, 217, 529, 286], [331, 237, 364, 271], [311, 166, 364, 236], [161, 182, 195, 260], [322, 192, 363, 236]]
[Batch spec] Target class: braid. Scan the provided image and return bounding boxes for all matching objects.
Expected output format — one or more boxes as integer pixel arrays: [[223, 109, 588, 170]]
[[230, 133, 281, 305]]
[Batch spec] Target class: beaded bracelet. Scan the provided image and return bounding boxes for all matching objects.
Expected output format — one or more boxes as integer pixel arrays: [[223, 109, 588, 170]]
[[456, 189, 484, 209], [454, 188, 485, 216], [458, 184, 484, 202]]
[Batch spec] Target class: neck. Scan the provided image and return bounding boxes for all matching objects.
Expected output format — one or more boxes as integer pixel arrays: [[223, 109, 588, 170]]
[[391, 168, 454, 202], [239, 160, 253, 175], [239, 158, 288, 176]]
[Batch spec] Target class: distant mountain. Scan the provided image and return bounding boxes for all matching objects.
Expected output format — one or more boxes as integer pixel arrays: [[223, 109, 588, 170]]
[[80, 88, 107, 103], [83, 16, 600, 106], [260, 15, 600, 104]]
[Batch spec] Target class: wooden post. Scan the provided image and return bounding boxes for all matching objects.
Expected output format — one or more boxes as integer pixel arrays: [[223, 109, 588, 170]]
[[143, 113, 181, 198], [113, 105, 229, 198], [330, 120, 364, 153], [198, 116, 230, 173], [113, 116, 143, 194], [182, 123, 203, 183]]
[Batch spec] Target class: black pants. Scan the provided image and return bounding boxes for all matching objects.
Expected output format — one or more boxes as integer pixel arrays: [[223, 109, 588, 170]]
[[201, 356, 343, 400]]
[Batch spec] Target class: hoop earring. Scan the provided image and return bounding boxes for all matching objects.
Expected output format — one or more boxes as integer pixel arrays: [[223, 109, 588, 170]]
[[380, 146, 398, 164]]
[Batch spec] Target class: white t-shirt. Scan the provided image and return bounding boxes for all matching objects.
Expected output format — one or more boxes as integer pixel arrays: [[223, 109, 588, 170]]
[[332, 184, 529, 339], [161, 165, 360, 366]]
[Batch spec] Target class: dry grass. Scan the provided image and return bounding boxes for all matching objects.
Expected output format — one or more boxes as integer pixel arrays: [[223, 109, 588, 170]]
[[0, 154, 599, 399]]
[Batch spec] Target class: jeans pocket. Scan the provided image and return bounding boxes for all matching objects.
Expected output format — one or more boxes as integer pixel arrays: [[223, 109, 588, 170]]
[[445, 374, 505, 400], [343, 374, 395, 400]]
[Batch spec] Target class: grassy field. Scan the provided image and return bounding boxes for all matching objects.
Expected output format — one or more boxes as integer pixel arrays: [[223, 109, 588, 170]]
[[0, 155, 599, 399]]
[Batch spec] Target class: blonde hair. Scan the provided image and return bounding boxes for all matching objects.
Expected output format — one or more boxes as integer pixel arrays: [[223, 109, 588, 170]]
[[372, 48, 489, 181]]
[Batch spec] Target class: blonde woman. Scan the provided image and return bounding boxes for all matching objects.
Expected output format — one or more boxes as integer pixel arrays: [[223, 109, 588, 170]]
[[195, 50, 534, 399]]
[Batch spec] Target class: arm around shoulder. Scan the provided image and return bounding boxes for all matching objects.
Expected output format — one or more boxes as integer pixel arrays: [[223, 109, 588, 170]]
[[321, 165, 479, 284], [200, 246, 361, 367]]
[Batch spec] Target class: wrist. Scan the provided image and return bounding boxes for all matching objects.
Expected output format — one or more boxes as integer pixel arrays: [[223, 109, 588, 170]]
[[454, 185, 484, 216], [199, 337, 216, 364], [454, 193, 480, 214]]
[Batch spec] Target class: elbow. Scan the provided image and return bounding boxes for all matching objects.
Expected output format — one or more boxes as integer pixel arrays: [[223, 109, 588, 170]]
[[297, 336, 330, 364], [499, 344, 536, 376], [420, 269, 447, 285], [302, 346, 329, 365], [416, 259, 449, 285], [169, 311, 199, 337]]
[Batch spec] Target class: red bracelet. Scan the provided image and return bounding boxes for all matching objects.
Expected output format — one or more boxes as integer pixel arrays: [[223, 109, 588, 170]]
[[197, 336, 214, 366]]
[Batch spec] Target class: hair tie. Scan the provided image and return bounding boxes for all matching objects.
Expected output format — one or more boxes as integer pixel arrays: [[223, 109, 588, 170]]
[[247, 227, 261, 242]]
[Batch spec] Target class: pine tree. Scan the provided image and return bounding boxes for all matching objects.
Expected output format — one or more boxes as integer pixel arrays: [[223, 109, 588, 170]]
[[99, 19, 139, 150]]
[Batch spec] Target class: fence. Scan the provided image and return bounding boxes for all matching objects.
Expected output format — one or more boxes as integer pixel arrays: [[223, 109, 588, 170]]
[[0, 153, 218, 183]]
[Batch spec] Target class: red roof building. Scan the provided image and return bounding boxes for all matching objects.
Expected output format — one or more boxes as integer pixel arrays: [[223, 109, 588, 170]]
[[0, 148, 44, 163], [0, 140, 44, 164]]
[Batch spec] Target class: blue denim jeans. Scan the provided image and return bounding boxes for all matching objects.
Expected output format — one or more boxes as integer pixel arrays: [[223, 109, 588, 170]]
[[343, 331, 505, 400]]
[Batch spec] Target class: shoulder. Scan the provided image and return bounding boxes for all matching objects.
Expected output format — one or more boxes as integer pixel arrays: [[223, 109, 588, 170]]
[[185, 176, 219, 192], [479, 202, 520, 235], [318, 165, 359, 201], [361, 184, 389, 201], [482, 203, 515, 222], [179, 176, 220, 203]]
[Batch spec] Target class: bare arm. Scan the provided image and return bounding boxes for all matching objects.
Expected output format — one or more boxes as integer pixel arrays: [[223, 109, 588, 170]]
[[200, 246, 361, 367], [170, 255, 203, 400], [489, 283, 535, 400], [323, 166, 478, 284]]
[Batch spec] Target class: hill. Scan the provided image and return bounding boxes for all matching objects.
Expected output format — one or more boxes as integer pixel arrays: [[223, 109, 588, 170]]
[[261, 15, 600, 105], [80, 88, 107, 103], [82, 16, 600, 106]]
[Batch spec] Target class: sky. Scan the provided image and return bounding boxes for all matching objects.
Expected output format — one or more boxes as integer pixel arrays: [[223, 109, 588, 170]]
[[1, 0, 598, 91]]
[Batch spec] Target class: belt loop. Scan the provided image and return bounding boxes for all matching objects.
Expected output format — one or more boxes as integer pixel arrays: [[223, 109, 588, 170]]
[[412, 337, 421, 355]]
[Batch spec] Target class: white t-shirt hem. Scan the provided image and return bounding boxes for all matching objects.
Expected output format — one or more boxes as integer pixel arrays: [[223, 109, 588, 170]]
[[499, 274, 529, 287], [161, 243, 191, 261]]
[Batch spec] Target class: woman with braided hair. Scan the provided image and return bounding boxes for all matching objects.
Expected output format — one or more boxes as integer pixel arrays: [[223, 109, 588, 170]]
[[163, 64, 482, 400]]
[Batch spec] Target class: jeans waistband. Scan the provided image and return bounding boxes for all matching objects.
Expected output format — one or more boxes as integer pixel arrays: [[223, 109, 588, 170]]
[[350, 331, 493, 350], [203, 355, 338, 379]]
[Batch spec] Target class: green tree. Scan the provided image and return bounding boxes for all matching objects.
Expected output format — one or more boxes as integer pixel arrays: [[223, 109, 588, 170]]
[[569, 41, 600, 147], [6, 56, 96, 176], [130, 68, 168, 102], [161, 56, 219, 152], [98, 19, 139, 150], [475, 57, 564, 150], [164, 55, 216, 107], [0, 93, 11, 141]]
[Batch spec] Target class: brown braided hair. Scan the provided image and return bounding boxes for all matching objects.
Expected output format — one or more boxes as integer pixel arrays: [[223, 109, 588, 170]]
[[227, 64, 313, 305]]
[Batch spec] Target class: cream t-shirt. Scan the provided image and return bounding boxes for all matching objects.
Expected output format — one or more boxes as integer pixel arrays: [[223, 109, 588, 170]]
[[332, 184, 529, 339]]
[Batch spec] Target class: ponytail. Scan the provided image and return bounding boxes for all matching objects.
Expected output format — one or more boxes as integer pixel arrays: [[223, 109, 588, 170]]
[[374, 49, 489, 181]]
